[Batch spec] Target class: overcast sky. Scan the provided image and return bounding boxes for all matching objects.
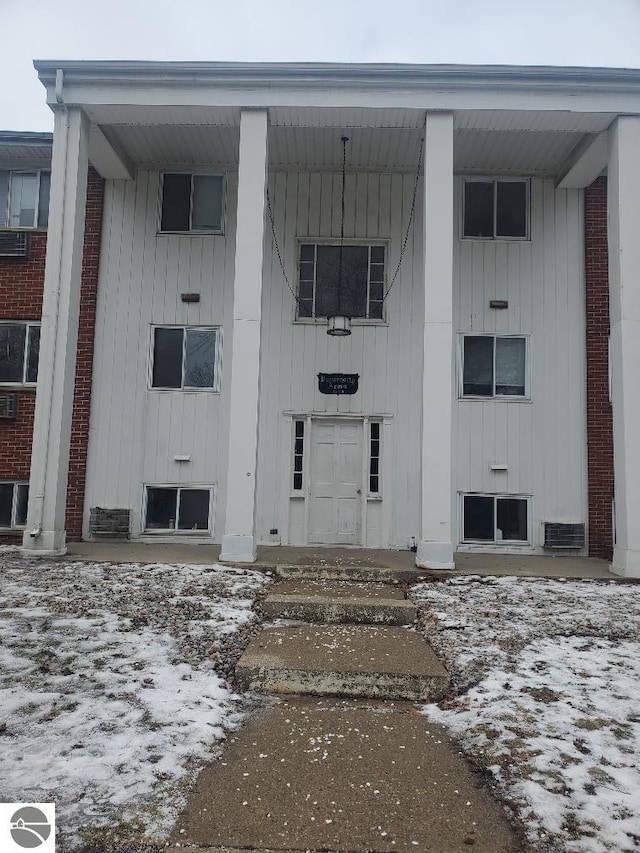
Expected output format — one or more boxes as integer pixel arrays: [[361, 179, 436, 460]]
[[2, 0, 640, 132]]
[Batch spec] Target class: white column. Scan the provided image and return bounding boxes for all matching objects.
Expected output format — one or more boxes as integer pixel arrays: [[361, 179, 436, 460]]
[[416, 112, 455, 571], [608, 117, 640, 578], [21, 108, 89, 556], [220, 109, 269, 563]]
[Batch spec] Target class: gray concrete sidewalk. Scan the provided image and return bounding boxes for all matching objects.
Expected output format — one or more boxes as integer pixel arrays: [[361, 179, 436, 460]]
[[64, 540, 616, 579], [176, 697, 521, 853]]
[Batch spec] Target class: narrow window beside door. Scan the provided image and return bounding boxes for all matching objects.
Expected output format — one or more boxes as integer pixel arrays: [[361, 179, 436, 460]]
[[369, 421, 381, 494], [293, 420, 305, 491]]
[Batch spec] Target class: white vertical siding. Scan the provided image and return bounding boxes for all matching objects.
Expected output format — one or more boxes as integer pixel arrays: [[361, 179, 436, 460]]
[[84, 170, 238, 539], [255, 171, 424, 548], [452, 177, 587, 551]]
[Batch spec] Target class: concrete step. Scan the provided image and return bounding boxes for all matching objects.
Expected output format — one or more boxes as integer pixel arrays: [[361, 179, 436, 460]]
[[262, 580, 418, 625], [272, 563, 426, 584], [236, 624, 449, 702]]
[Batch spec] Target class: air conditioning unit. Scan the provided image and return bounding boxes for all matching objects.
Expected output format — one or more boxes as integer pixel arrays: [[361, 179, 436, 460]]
[[0, 231, 30, 258], [0, 394, 18, 419], [544, 522, 586, 549]]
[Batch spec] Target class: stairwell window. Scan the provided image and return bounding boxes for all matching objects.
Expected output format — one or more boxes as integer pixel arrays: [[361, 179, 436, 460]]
[[297, 243, 386, 321], [463, 178, 529, 240], [461, 335, 528, 399], [0, 170, 51, 229], [0, 481, 29, 529], [159, 173, 224, 233], [150, 327, 221, 391], [0, 322, 40, 384], [462, 494, 529, 543]]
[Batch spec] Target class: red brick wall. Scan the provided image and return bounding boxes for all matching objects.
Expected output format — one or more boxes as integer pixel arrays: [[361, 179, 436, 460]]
[[0, 168, 104, 543], [585, 177, 615, 559], [65, 169, 104, 539], [0, 233, 47, 543]]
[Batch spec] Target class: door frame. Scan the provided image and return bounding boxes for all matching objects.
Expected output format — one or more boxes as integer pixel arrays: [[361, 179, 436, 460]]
[[279, 412, 393, 547]]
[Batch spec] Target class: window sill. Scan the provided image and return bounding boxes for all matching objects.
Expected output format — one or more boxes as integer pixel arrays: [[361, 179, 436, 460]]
[[0, 227, 47, 234], [148, 387, 221, 394], [367, 494, 383, 501], [156, 230, 224, 237], [143, 529, 211, 536], [458, 395, 531, 403], [294, 319, 388, 328], [460, 236, 531, 243], [0, 383, 37, 391], [458, 541, 532, 548]]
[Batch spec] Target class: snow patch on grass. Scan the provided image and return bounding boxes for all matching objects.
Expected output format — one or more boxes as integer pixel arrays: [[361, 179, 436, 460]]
[[411, 576, 640, 853], [0, 557, 270, 850]]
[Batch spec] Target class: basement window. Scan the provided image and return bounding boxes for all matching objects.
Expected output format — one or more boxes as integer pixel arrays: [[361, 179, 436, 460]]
[[0, 481, 29, 529], [461, 335, 527, 399], [159, 173, 224, 233], [297, 243, 386, 321], [462, 494, 529, 543], [151, 327, 220, 391], [0, 322, 40, 384], [0, 170, 51, 229], [144, 486, 212, 533], [463, 178, 529, 239]]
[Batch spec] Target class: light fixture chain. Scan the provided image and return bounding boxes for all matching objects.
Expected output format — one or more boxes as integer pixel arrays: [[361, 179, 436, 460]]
[[382, 136, 425, 304]]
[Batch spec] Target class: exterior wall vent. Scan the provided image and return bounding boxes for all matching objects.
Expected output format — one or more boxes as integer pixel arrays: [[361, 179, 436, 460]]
[[544, 522, 586, 549], [0, 394, 18, 419], [0, 231, 30, 258], [89, 507, 130, 538]]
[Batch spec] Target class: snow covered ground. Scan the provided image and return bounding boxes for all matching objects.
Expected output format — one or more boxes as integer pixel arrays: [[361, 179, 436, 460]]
[[0, 550, 270, 851], [410, 576, 640, 853]]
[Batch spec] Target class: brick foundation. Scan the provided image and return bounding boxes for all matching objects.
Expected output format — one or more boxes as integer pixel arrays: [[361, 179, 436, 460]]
[[585, 177, 615, 559]]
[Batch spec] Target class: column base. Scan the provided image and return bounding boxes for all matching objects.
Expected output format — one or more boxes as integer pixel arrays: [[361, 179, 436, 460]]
[[20, 528, 67, 557], [610, 547, 640, 578], [220, 534, 257, 563], [415, 540, 455, 570]]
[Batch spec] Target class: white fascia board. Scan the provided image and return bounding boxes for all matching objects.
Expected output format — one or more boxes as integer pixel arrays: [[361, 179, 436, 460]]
[[88, 124, 133, 180], [557, 131, 609, 189], [34, 61, 640, 116]]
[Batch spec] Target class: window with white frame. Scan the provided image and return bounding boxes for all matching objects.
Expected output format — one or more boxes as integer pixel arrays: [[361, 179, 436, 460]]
[[151, 327, 220, 391], [0, 323, 40, 384], [159, 173, 224, 233], [461, 335, 527, 398], [462, 494, 529, 543], [369, 421, 381, 494], [144, 486, 213, 532], [463, 178, 529, 240], [292, 420, 305, 491], [0, 481, 29, 529], [297, 243, 386, 320], [0, 170, 51, 229]]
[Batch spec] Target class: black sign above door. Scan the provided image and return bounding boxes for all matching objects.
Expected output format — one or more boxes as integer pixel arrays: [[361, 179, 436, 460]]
[[318, 373, 359, 395]]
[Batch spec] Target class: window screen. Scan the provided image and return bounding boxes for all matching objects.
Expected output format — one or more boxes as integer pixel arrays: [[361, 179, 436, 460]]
[[495, 338, 526, 396], [0, 325, 27, 383], [496, 181, 527, 238]]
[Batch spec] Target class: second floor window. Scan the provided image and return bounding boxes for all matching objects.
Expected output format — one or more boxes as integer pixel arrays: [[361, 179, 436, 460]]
[[0, 170, 51, 229], [150, 326, 220, 391], [0, 322, 40, 384], [461, 335, 527, 399]]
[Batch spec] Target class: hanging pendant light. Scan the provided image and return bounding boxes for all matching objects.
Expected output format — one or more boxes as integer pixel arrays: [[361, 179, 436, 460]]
[[327, 136, 351, 337]]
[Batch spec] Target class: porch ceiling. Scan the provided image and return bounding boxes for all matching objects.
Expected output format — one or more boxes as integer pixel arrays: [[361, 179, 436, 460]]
[[86, 106, 615, 178]]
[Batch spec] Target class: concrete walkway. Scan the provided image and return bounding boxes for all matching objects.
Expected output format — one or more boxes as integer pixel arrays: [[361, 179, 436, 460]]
[[174, 568, 526, 852], [65, 540, 615, 579], [177, 698, 520, 852]]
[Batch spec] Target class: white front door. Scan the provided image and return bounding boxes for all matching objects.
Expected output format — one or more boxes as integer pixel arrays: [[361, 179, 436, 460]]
[[308, 419, 363, 545]]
